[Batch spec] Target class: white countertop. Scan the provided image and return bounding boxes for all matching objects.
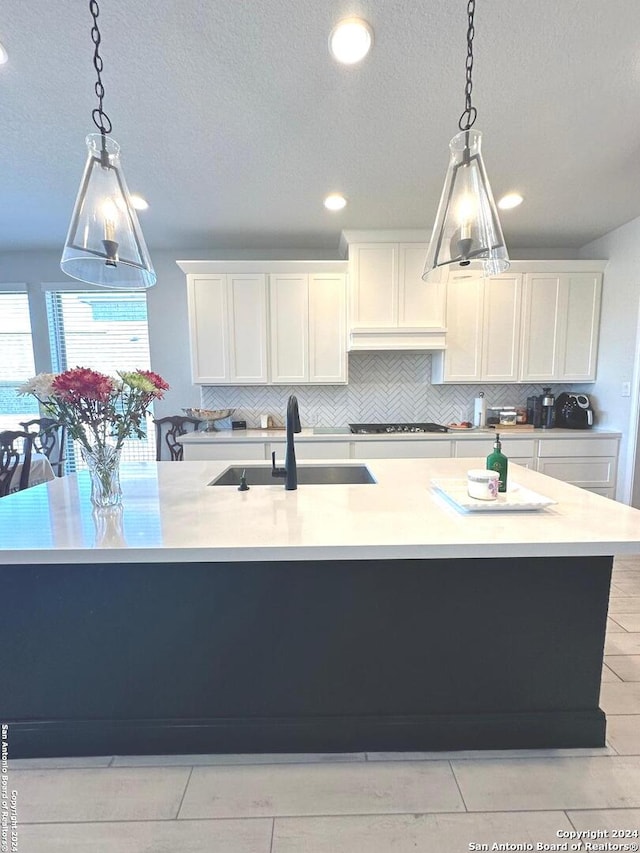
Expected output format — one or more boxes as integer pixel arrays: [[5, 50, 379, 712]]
[[178, 427, 621, 444], [1, 457, 639, 564]]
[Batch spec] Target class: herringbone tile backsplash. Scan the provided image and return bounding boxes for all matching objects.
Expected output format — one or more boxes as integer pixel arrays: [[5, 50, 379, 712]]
[[201, 352, 543, 428]]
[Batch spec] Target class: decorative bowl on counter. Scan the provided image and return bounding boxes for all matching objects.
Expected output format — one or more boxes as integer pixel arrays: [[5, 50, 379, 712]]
[[182, 407, 236, 431]]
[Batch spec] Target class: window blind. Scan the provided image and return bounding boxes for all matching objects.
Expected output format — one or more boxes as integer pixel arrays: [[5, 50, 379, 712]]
[[46, 291, 155, 468], [0, 292, 38, 430]]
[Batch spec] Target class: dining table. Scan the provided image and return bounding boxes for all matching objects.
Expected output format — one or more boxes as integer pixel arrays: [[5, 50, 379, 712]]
[[9, 452, 56, 493]]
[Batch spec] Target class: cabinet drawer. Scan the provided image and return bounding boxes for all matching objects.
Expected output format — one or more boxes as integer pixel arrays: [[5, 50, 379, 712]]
[[536, 457, 616, 486], [353, 440, 452, 459], [295, 441, 351, 460], [509, 458, 535, 469], [454, 438, 535, 458], [583, 487, 615, 499], [182, 442, 267, 462], [537, 438, 619, 458]]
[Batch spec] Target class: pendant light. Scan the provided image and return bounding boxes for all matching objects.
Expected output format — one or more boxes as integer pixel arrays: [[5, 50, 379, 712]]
[[423, 0, 509, 282], [60, 0, 156, 289]]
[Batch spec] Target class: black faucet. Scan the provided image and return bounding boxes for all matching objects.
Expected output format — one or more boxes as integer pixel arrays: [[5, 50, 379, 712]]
[[271, 395, 302, 490]]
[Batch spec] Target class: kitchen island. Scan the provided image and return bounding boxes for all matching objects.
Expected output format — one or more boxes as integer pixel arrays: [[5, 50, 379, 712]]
[[2, 457, 639, 758]]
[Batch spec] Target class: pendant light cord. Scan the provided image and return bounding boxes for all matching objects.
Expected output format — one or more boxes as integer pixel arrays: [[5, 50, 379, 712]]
[[89, 0, 113, 160], [458, 0, 477, 132]]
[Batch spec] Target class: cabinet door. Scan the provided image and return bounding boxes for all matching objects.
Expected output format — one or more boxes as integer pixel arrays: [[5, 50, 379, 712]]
[[440, 272, 484, 381], [309, 274, 347, 383], [349, 244, 398, 327], [186, 275, 230, 383], [520, 273, 602, 382], [520, 274, 563, 381], [269, 274, 309, 383], [398, 243, 445, 329], [481, 274, 521, 381], [536, 457, 617, 491], [557, 273, 602, 381], [227, 275, 269, 383]]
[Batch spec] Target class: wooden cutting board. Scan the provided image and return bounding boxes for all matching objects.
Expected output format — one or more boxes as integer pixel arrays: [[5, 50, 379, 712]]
[[488, 424, 536, 431]]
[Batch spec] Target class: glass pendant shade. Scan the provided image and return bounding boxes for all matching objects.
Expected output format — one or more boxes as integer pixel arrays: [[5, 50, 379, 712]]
[[423, 129, 509, 282], [61, 134, 156, 289]]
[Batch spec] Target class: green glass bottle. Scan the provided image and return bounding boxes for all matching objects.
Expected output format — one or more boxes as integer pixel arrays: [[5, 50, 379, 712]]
[[486, 432, 508, 493]]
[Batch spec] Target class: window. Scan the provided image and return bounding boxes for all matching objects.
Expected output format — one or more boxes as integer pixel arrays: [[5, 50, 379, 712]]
[[46, 290, 155, 469], [0, 290, 38, 430]]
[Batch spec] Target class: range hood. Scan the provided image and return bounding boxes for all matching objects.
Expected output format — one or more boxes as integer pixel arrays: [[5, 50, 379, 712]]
[[348, 326, 446, 351]]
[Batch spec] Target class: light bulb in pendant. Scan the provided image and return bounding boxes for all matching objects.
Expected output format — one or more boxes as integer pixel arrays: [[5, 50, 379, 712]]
[[101, 198, 119, 266]]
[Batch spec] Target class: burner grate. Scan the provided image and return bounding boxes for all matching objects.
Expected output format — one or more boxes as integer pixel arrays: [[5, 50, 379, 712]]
[[349, 422, 449, 434]]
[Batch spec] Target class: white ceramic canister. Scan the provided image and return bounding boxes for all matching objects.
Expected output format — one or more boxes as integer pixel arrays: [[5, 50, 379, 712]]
[[467, 469, 500, 501]]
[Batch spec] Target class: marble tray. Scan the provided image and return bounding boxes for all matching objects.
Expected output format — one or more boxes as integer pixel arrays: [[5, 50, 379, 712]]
[[431, 479, 557, 512]]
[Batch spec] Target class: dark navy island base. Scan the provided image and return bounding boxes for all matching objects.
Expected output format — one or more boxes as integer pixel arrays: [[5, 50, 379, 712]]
[[6, 554, 611, 757]]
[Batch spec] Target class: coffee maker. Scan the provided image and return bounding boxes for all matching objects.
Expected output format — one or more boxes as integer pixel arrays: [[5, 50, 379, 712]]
[[540, 387, 556, 429], [555, 393, 594, 429]]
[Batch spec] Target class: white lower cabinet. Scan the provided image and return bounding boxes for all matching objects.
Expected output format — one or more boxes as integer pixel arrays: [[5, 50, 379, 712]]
[[352, 440, 452, 459], [180, 433, 620, 499], [453, 438, 535, 471], [286, 441, 351, 460], [182, 443, 267, 462], [536, 436, 619, 498]]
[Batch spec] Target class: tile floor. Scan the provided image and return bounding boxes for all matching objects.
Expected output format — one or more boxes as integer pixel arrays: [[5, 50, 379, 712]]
[[9, 557, 640, 852]]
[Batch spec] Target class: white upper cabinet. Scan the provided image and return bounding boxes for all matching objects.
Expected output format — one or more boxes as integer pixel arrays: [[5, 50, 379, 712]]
[[398, 243, 446, 329], [179, 261, 348, 386], [520, 272, 603, 382], [344, 232, 446, 350], [269, 274, 309, 384], [350, 244, 398, 327], [483, 273, 522, 382], [432, 271, 522, 383], [186, 274, 269, 384], [228, 274, 270, 383], [432, 261, 605, 385], [308, 273, 348, 383], [270, 273, 347, 384]]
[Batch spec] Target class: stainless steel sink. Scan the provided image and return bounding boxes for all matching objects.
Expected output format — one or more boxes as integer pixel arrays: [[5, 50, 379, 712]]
[[209, 464, 376, 486]]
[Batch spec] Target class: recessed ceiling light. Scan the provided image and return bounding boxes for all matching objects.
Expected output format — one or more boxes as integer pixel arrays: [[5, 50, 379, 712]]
[[130, 194, 149, 210], [324, 193, 347, 211], [498, 193, 524, 210], [329, 18, 373, 65], [0, 42, 8, 65]]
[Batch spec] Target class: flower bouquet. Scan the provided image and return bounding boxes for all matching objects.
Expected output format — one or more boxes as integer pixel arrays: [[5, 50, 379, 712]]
[[17, 367, 169, 507]]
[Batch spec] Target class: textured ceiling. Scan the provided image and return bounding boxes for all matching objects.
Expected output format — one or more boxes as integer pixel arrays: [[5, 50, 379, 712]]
[[1, 0, 639, 255]]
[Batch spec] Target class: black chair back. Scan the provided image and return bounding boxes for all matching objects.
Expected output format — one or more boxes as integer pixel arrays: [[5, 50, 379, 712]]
[[20, 418, 67, 477], [153, 416, 200, 461], [0, 430, 34, 497]]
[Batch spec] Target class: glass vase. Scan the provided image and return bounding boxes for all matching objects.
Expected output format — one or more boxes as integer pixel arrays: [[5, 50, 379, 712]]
[[92, 505, 127, 547], [80, 442, 123, 508]]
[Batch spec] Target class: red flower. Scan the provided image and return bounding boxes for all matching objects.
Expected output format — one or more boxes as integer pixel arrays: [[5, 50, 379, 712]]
[[52, 367, 115, 403], [138, 369, 170, 397]]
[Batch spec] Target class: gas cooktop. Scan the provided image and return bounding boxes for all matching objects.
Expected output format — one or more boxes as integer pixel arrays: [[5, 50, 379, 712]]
[[349, 422, 449, 434]]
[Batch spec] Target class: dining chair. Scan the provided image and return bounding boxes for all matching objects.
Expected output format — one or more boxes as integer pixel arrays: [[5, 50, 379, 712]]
[[153, 416, 200, 461], [0, 430, 34, 497], [20, 417, 67, 477]]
